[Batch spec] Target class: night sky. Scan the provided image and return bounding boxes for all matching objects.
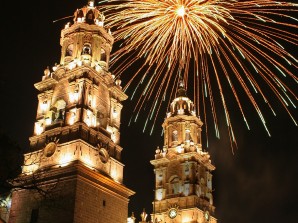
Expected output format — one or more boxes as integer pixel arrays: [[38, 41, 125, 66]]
[[1, 1, 297, 222]]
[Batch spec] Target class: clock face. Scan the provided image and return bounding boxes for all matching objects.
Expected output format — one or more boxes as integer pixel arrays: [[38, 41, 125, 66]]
[[44, 142, 56, 157], [99, 148, 109, 163], [168, 208, 177, 219]]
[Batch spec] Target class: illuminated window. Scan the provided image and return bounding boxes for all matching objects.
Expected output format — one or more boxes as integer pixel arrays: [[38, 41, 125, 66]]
[[45, 110, 55, 125], [69, 84, 80, 103], [172, 130, 178, 142], [69, 109, 77, 125], [35, 122, 44, 135], [40, 100, 48, 113]]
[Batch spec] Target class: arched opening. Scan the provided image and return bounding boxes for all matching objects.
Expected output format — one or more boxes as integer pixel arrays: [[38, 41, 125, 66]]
[[197, 132, 201, 144], [182, 101, 188, 110], [185, 129, 191, 141], [88, 88, 93, 107], [82, 44, 92, 55], [76, 9, 84, 22], [65, 44, 73, 57], [190, 103, 194, 112], [169, 175, 180, 195], [53, 100, 66, 122], [86, 10, 95, 24], [100, 48, 107, 62], [170, 104, 175, 113], [175, 103, 179, 112], [200, 177, 207, 197], [172, 130, 178, 142]]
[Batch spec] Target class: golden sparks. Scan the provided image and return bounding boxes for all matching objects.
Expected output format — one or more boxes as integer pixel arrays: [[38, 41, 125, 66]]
[[100, 0, 298, 146]]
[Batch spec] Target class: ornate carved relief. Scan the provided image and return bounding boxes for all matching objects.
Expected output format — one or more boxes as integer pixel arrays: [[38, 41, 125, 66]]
[[83, 33, 93, 44]]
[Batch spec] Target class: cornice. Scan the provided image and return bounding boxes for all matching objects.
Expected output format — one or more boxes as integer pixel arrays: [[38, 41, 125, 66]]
[[34, 78, 58, 91], [61, 23, 114, 45], [162, 115, 203, 127], [14, 160, 135, 199]]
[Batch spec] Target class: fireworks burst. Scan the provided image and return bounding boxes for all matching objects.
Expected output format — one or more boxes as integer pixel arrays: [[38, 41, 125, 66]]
[[100, 0, 298, 146]]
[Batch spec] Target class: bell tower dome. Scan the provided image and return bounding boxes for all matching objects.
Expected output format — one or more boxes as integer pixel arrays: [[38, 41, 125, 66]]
[[8, 2, 134, 223], [151, 81, 217, 223], [60, 0, 112, 69]]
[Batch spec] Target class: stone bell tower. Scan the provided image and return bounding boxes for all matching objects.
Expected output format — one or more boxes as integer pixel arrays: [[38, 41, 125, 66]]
[[8, 1, 134, 223], [150, 81, 217, 223]]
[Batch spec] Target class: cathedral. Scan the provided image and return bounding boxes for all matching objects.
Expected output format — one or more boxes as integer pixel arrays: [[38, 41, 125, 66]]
[[2, 1, 217, 223]]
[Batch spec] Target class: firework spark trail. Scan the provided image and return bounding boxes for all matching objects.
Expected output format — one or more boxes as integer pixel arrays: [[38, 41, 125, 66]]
[[99, 0, 298, 146]]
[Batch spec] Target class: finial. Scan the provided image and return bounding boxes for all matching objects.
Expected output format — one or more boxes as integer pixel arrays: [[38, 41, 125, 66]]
[[179, 76, 185, 88], [140, 208, 147, 222], [176, 77, 187, 97], [128, 212, 136, 223], [44, 66, 51, 78], [155, 146, 161, 154], [115, 79, 122, 87], [88, 0, 95, 7], [131, 212, 135, 218]]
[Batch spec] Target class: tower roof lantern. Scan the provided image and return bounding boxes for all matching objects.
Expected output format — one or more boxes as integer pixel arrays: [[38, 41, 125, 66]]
[[73, 1, 105, 26], [167, 79, 196, 117]]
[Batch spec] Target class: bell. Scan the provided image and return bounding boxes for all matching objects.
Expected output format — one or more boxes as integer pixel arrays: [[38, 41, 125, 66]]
[[55, 109, 64, 121]]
